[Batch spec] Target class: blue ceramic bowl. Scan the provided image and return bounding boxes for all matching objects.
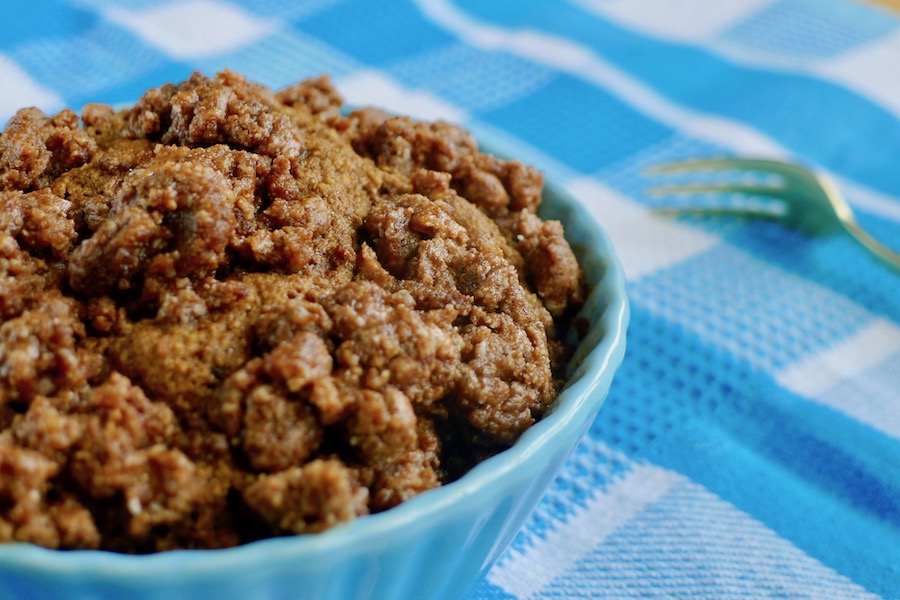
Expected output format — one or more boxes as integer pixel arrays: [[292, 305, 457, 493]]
[[0, 147, 629, 600]]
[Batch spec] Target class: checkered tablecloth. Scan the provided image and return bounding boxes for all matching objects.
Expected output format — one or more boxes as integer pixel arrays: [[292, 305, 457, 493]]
[[3, 0, 900, 598]]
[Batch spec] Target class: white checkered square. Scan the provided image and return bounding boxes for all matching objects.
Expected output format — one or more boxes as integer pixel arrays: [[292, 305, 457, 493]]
[[106, 0, 278, 60], [815, 29, 900, 118], [0, 54, 62, 124], [571, 0, 777, 43]]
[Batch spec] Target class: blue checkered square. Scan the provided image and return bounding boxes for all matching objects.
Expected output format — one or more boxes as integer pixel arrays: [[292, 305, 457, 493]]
[[480, 74, 672, 174], [194, 28, 360, 90], [722, 0, 898, 59], [9, 21, 168, 106], [390, 43, 556, 114], [629, 246, 876, 372], [299, 0, 456, 66], [239, 0, 348, 22]]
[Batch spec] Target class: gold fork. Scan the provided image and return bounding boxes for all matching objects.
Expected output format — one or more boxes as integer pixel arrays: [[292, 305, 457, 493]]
[[646, 157, 900, 273]]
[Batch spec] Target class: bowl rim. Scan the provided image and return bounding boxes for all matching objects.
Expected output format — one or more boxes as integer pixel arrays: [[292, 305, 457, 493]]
[[0, 140, 630, 581]]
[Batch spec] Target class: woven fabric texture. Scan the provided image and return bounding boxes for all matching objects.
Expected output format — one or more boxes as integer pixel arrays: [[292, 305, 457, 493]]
[[2, 1, 899, 597]]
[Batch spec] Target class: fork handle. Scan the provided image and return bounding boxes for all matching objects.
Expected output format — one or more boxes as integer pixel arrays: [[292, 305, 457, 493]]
[[840, 218, 900, 273]]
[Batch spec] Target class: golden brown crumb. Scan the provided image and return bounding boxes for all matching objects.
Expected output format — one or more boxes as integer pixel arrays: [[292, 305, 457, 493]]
[[0, 70, 584, 552]]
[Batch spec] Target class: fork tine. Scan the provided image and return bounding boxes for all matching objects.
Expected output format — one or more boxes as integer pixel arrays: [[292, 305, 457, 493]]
[[653, 205, 785, 219], [645, 158, 741, 175], [647, 182, 787, 199], [645, 157, 803, 176], [646, 156, 900, 272]]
